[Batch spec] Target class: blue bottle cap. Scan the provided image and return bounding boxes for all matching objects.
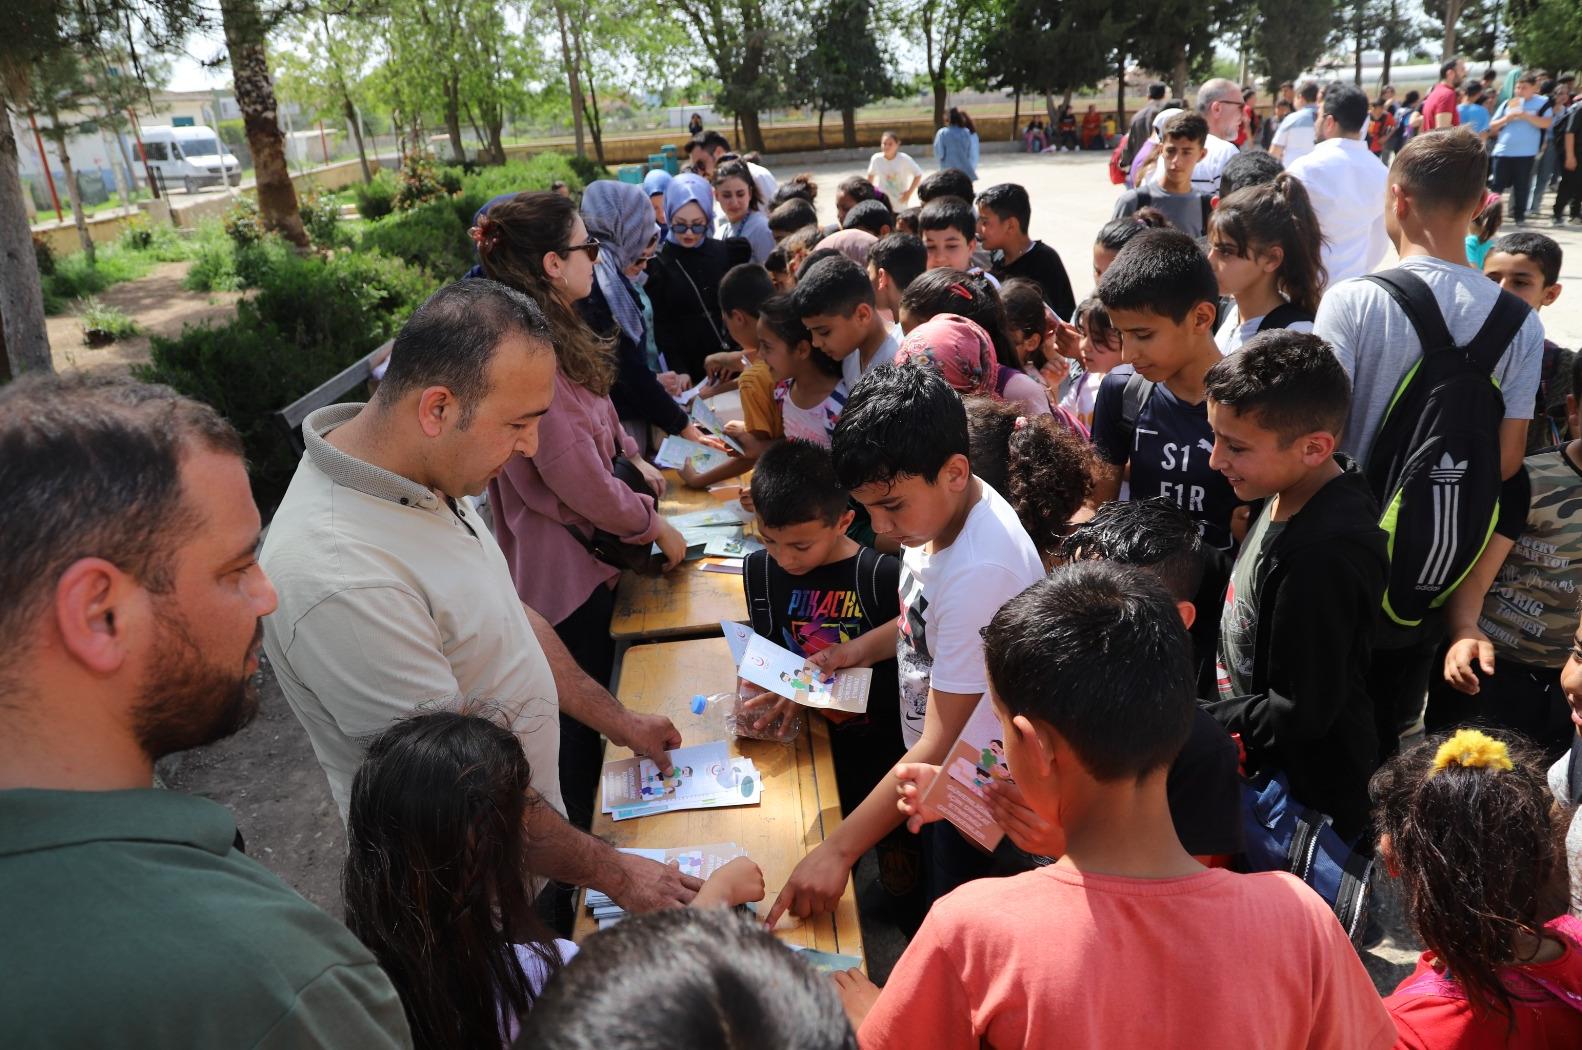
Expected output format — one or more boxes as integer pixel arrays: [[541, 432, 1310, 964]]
[[690, 694, 706, 715]]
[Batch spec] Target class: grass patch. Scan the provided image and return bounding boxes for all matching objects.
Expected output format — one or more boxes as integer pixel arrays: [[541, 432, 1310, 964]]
[[42, 245, 158, 314], [77, 297, 141, 344]]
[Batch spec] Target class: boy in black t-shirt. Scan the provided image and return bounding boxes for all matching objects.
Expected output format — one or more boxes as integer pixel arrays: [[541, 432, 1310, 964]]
[[741, 439, 903, 812], [1090, 228, 1239, 551], [1201, 331, 1387, 843], [977, 182, 1076, 319]]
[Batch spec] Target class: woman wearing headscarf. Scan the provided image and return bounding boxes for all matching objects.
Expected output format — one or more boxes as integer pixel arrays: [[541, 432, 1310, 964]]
[[476, 190, 689, 828], [642, 169, 672, 230], [895, 313, 1050, 420], [817, 227, 878, 267], [644, 172, 752, 381], [580, 180, 714, 450]]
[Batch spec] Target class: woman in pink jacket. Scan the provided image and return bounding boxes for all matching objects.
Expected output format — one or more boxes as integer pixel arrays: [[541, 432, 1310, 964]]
[[478, 190, 687, 827]]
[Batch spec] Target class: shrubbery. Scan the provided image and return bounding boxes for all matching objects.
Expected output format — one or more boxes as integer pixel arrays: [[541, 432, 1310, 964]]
[[350, 169, 398, 219], [298, 190, 345, 249], [128, 149, 586, 508], [139, 248, 435, 509]]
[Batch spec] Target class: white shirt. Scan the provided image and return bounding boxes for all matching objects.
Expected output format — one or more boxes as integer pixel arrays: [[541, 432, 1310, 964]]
[[1214, 300, 1316, 354], [840, 329, 900, 390], [896, 482, 1045, 747], [1272, 107, 1318, 164], [1150, 132, 1239, 194], [260, 404, 562, 822], [1286, 137, 1390, 286], [867, 150, 924, 202], [748, 161, 777, 214]]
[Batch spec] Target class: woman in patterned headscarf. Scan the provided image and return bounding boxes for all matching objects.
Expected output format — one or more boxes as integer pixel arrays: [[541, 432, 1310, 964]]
[[579, 180, 713, 447]]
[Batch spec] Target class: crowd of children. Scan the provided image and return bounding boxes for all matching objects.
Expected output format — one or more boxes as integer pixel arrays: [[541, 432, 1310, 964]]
[[13, 101, 1582, 1050]]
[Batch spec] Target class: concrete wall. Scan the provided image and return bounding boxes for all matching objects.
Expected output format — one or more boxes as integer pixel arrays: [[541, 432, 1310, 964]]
[[32, 156, 380, 256], [501, 114, 1070, 167]]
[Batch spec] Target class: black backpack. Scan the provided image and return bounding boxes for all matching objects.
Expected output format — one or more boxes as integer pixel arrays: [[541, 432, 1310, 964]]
[[1361, 269, 1531, 627]]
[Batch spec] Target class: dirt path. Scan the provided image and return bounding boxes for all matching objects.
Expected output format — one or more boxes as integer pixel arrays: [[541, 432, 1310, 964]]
[[46, 260, 242, 376]]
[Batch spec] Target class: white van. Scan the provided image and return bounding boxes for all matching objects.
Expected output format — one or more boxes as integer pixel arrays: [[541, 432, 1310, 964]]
[[139, 125, 242, 194]]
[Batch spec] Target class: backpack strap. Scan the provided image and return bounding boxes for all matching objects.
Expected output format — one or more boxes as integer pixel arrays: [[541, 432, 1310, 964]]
[[853, 545, 881, 631], [1463, 289, 1533, 375], [1134, 188, 1152, 209], [1257, 301, 1314, 333], [745, 550, 776, 639], [1363, 269, 1454, 359], [1200, 193, 1213, 234], [1120, 370, 1156, 432]]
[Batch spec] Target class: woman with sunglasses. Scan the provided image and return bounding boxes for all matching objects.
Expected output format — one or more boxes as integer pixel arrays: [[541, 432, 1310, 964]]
[[579, 180, 718, 451], [645, 172, 752, 381], [477, 190, 690, 829]]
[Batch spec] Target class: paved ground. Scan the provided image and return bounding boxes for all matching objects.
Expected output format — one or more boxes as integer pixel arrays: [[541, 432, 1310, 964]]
[[791, 148, 1582, 348], [158, 146, 1446, 990]]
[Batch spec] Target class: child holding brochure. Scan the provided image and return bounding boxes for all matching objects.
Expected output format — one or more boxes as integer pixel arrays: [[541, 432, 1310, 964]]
[[740, 439, 904, 813], [764, 364, 1044, 929]]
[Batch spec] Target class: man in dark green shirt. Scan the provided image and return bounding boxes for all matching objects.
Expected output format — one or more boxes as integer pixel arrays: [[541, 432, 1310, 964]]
[[0, 375, 412, 1049]]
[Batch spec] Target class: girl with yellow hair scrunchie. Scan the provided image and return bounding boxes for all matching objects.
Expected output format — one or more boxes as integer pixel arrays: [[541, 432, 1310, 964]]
[[1371, 728, 1582, 1047]]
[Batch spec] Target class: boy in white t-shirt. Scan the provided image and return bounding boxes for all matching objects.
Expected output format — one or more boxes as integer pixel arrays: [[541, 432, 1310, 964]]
[[763, 363, 1045, 928], [869, 131, 925, 207]]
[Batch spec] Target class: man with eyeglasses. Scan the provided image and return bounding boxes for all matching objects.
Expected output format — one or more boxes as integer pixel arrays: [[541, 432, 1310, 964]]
[[1149, 78, 1245, 195]]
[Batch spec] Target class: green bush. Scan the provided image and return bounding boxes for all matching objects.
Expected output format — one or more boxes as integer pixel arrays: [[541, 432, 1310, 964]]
[[396, 149, 448, 210], [233, 236, 296, 290], [437, 165, 465, 195], [181, 222, 239, 292], [33, 234, 56, 276], [78, 297, 140, 343], [223, 197, 263, 248], [118, 216, 190, 261], [42, 245, 155, 314], [566, 154, 610, 186], [358, 197, 475, 278], [466, 153, 583, 199], [139, 247, 434, 509], [350, 170, 398, 219], [297, 190, 343, 249]]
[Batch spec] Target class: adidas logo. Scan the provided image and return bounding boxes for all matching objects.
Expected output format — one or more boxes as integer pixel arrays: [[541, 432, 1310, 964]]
[[1427, 452, 1467, 484]]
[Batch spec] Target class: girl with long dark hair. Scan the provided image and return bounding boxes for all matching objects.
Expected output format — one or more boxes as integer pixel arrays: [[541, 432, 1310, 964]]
[[1206, 174, 1327, 353]]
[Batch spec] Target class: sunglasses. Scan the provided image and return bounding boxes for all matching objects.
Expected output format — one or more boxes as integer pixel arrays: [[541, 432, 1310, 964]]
[[560, 238, 601, 263], [671, 221, 710, 236]]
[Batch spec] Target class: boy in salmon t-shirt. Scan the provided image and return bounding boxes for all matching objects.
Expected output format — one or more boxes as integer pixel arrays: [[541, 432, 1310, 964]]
[[833, 560, 1395, 1050]]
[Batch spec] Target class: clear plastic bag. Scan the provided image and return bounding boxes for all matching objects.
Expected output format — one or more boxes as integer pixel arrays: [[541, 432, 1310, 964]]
[[695, 684, 803, 743]]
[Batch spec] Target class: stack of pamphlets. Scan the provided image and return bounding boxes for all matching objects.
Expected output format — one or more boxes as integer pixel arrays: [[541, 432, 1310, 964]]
[[600, 740, 762, 822], [584, 843, 748, 928]]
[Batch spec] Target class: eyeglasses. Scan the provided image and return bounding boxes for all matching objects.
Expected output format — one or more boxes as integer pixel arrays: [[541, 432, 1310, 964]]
[[671, 221, 710, 236], [559, 238, 601, 263]]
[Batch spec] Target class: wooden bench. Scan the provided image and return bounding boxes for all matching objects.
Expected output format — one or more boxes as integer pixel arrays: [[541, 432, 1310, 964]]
[[273, 340, 395, 455], [574, 636, 864, 964]]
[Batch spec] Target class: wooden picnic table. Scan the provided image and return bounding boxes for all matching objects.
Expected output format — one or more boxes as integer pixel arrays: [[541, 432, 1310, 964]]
[[573, 636, 865, 967], [609, 469, 749, 642]]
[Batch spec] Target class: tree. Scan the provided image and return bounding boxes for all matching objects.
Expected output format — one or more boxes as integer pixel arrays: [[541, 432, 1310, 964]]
[[274, 10, 374, 183], [1250, 0, 1336, 90], [1376, 0, 1428, 86], [1, 0, 200, 377], [1125, 1, 1226, 97], [966, 0, 1119, 125], [1509, 0, 1582, 73], [29, 49, 99, 264], [1421, 0, 1481, 60], [220, 0, 307, 248], [798, 0, 894, 147], [908, 0, 988, 129], [668, 0, 795, 151]]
